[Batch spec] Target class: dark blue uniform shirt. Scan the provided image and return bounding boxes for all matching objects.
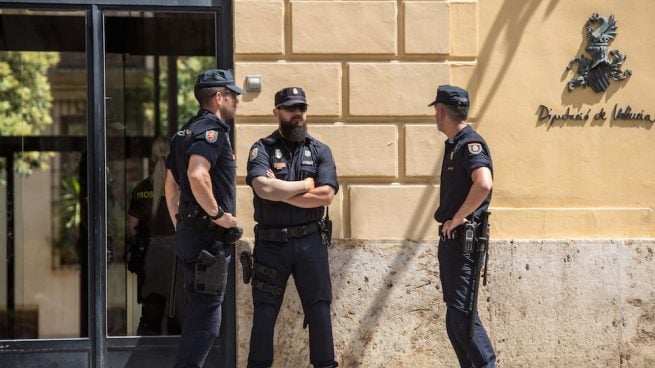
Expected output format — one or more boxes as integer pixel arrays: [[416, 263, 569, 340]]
[[434, 125, 493, 223], [246, 130, 338, 227], [165, 109, 236, 214]]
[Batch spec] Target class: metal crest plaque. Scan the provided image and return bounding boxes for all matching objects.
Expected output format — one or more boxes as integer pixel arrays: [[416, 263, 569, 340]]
[[566, 13, 632, 92]]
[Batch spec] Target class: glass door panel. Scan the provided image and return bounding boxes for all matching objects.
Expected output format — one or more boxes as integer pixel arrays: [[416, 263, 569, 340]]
[[0, 8, 87, 339], [103, 10, 216, 337]]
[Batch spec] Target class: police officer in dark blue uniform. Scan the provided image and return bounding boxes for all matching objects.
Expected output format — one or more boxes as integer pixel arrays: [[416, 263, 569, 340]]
[[245, 87, 339, 368], [430, 85, 496, 367], [164, 69, 242, 368]]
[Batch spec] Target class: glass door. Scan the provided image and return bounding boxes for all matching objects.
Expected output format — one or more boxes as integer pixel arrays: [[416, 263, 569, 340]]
[[0, 8, 88, 340], [102, 10, 234, 367]]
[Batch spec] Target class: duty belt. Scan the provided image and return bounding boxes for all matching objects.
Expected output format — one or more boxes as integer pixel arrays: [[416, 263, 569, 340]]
[[256, 222, 321, 242], [438, 224, 459, 241], [177, 203, 243, 243]]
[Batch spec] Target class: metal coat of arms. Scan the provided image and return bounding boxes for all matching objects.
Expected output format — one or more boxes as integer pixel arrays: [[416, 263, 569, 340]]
[[566, 13, 632, 92]]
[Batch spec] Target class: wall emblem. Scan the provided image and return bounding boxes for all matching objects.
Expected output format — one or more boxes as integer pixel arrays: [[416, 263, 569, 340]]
[[566, 13, 632, 92]]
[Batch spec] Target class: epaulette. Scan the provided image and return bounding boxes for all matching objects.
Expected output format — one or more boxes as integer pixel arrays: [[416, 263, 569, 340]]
[[260, 131, 280, 146]]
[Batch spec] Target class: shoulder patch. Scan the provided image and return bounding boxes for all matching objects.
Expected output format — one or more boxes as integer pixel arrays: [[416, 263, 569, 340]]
[[249, 147, 259, 161], [205, 130, 218, 143], [468, 143, 482, 155]]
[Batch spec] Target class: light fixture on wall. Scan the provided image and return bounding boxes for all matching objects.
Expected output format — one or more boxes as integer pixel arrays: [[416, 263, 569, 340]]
[[245, 75, 262, 92]]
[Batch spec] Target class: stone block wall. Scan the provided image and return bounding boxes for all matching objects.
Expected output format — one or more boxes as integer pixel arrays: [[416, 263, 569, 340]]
[[235, 239, 655, 367]]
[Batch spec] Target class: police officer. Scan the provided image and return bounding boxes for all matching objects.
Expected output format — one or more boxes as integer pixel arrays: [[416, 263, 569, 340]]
[[245, 87, 339, 368], [126, 137, 184, 335], [430, 85, 496, 367], [164, 69, 242, 368]]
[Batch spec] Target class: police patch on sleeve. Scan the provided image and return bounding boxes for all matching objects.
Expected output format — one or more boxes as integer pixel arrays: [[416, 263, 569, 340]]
[[249, 147, 258, 161], [468, 143, 482, 155], [205, 130, 218, 143]]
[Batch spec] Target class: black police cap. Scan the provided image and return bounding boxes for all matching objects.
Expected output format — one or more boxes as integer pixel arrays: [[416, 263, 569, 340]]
[[428, 85, 469, 114], [275, 87, 307, 107], [195, 69, 244, 95]]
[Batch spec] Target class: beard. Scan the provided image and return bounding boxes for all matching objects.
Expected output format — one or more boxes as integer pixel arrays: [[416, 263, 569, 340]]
[[218, 103, 236, 122], [279, 118, 307, 143]]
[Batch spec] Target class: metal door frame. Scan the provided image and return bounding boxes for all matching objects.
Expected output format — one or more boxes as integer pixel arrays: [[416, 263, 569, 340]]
[[0, 1, 236, 367]]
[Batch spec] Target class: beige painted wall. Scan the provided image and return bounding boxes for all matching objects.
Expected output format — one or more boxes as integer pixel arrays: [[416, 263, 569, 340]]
[[233, 0, 655, 240]]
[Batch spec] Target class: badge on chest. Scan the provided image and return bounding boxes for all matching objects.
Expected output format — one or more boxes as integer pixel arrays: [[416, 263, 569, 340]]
[[302, 149, 314, 166], [273, 148, 286, 170]]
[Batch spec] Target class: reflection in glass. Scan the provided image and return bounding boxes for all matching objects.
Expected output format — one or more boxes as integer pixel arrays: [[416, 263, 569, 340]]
[[0, 9, 87, 339], [103, 11, 216, 336]]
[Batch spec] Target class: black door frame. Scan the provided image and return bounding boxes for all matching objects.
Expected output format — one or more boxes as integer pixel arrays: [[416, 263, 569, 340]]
[[0, 1, 236, 367]]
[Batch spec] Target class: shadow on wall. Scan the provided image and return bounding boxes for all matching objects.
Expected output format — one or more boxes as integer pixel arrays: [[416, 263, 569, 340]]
[[334, 159, 441, 364], [332, 1, 567, 362], [333, 241, 428, 367], [472, 0, 561, 124]]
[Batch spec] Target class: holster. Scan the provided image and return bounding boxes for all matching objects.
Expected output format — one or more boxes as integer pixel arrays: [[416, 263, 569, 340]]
[[126, 237, 147, 275], [240, 250, 253, 284], [193, 249, 227, 295], [126, 221, 149, 275], [318, 217, 332, 246]]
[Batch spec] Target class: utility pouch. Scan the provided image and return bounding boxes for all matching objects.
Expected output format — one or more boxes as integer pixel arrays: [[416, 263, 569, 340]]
[[194, 249, 227, 295]]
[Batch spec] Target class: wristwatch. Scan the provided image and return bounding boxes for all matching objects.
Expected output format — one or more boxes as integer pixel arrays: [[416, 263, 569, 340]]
[[208, 206, 224, 220]]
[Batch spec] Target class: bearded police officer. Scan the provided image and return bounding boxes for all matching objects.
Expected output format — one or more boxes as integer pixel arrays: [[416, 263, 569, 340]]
[[245, 87, 339, 368], [164, 69, 242, 368], [430, 85, 496, 367]]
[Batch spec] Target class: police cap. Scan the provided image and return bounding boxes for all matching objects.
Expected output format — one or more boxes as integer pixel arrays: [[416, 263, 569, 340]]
[[195, 69, 244, 95], [428, 85, 469, 115], [274, 87, 307, 107]]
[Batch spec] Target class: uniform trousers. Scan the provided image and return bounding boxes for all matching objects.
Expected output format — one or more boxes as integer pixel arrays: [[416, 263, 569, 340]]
[[438, 238, 496, 368], [248, 231, 337, 368], [174, 222, 230, 368]]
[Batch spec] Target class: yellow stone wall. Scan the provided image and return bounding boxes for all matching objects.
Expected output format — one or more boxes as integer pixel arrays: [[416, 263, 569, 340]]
[[234, 0, 655, 240]]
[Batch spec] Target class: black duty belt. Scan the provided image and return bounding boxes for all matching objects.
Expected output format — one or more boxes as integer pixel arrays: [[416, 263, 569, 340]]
[[256, 222, 320, 243], [177, 203, 243, 243]]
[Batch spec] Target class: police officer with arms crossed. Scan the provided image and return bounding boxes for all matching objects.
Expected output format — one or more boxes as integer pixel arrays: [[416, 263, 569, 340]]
[[245, 87, 339, 368], [164, 69, 242, 368], [430, 85, 496, 367]]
